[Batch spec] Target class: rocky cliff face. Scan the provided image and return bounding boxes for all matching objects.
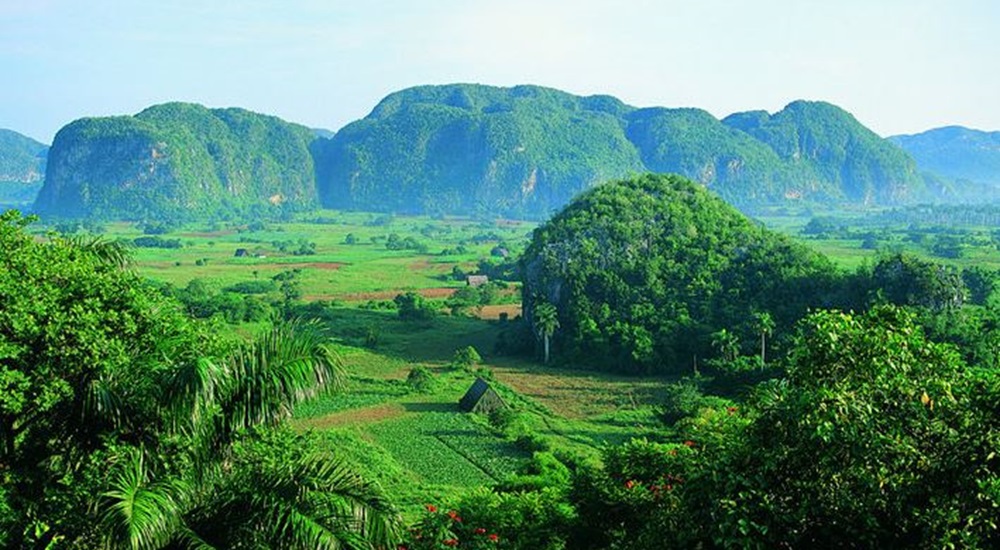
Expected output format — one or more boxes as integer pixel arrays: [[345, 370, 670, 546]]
[[34, 103, 319, 220]]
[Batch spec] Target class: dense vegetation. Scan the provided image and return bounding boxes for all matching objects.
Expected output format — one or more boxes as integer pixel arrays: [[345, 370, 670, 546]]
[[0, 128, 47, 206], [315, 84, 928, 218], [23, 85, 995, 223], [34, 103, 319, 222], [0, 211, 398, 548], [5, 168, 1000, 547], [521, 173, 840, 373], [891, 126, 1000, 197], [559, 307, 1000, 548]]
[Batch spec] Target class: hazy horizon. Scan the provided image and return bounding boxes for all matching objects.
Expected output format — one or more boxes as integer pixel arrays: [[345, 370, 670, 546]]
[[2, 0, 997, 144]]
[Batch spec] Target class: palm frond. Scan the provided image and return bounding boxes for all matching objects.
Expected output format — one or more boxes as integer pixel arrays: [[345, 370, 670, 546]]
[[99, 450, 191, 550], [162, 357, 222, 433], [83, 372, 126, 430], [189, 451, 401, 550], [219, 319, 345, 436], [58, 234, 133, 269]]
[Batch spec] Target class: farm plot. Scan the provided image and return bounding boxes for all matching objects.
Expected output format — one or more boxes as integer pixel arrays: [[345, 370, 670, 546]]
[[293, 377, 410, 419], [366, 412, 528, 486]]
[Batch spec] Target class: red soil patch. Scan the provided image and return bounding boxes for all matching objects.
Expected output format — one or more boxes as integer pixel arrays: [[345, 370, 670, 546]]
[[336, 287, 458, 301], [292, 402, 406, 430], [264, 262, 345, 270], [178, 230, 237, 238], [475, 304, 522, 320]]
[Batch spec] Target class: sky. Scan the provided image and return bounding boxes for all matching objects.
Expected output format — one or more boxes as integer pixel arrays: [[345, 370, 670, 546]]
[[1, 0, 997, 144]]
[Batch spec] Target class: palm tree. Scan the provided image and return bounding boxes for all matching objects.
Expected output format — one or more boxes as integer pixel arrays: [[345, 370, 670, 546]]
[[99, 320, 401, 549], [752, 311, 775, 364], [711, 328, 740, 362], [2, 214, 400, 548], [534, 301, 560, 364]]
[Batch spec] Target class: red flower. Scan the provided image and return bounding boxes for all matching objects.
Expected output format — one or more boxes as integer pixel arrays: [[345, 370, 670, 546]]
[[447, 510, 462, 522], [625, 479, 636, 490], [727, 406, 738, 414], [683, 440, 696, 447], [475, 528, 487, 534], [489, 533, 499, 542], [443, 539, 458, 547], [425, 504, 437, 513]]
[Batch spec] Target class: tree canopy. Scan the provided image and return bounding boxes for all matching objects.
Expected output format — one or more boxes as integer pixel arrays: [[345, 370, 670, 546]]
[[521, 173, 840, 373]]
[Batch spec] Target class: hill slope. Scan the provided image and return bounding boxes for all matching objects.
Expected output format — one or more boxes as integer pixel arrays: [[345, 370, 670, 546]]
[[314, 84, 644, 218], [723, 101, 923, 204], [521, 173, 838, 374], [0, 129, 48, 205], [315, 84, 926, 217], [890, 126, 1000, 190], [34, 103, 319, 220]]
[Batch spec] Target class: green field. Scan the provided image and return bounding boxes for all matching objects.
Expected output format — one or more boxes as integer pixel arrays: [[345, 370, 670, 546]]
[[39, 207, 998, 519], [73, 211, 533, 300]]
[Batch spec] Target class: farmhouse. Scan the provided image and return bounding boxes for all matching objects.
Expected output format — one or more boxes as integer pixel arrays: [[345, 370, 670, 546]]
[[466, 275, 489, 287], [458, 378, 506, 414]]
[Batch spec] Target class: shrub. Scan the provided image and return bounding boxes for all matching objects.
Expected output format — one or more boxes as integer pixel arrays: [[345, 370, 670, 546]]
[[394, 291, 436, 321], [452, 346, 482, 368], [406, 366, 437, 393]]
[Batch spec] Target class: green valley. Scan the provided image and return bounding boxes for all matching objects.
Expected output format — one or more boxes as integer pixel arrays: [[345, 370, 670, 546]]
[[5, 171, 999, 547]]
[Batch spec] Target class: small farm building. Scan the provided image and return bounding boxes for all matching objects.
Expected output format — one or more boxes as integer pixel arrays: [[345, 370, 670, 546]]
[[466, 275, 489, 287], [459, 378, 506, 414]]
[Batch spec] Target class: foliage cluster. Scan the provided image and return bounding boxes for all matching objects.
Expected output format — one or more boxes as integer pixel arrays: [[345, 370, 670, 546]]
[[522, 173, 840, 373], [0, 210, 399, 547]]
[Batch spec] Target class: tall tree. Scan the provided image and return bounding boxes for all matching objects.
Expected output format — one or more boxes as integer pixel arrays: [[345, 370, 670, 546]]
[[752, 311, 775, 364], [710, 328, 740, 362], [534, 301, 559, 364]]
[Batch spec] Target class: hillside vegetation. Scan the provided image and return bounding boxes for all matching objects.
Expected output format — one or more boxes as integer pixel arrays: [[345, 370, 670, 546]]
[[5, 194, 1000, 547], [25, 85, 943, 221], [316, 84, 926, 217], [521, 173, 840, 374], [34, 103, 319, 221]]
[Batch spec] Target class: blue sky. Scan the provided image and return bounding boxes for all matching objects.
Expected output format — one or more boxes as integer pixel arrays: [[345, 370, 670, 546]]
[[1, 0, 997, 143]]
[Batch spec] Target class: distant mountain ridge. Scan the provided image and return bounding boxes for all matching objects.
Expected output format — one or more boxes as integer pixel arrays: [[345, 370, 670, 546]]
[[890, 126, 1000, 192], [32, 85, 941, 220], [313, 84, 926, 217], [0, 128, 48, 205], [0, 128, 47, 183], [34, 103, 319, 220]]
